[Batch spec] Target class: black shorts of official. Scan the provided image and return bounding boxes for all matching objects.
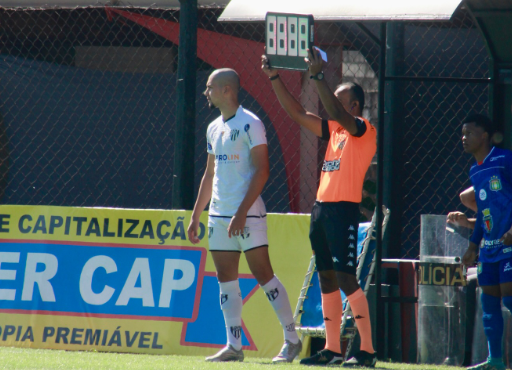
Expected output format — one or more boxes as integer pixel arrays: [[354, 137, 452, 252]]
[[309, 200, 360, 275]]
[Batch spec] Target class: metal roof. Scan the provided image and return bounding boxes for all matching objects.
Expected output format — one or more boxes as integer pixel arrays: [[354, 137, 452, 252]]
[[0, 0, 229, 9], [466, 0, 512, 64], [218, 0, 464, 22]]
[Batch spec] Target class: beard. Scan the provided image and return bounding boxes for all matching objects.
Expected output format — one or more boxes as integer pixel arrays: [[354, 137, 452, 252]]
[[208, 101, 217, 110]]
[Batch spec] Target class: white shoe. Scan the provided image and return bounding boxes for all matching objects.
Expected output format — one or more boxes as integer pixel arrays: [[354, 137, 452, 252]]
[[205, 345, 244, 362], [272, 339, 303, 363]]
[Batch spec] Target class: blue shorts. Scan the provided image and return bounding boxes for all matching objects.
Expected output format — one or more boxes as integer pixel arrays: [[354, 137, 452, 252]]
[[477, 256, 512, 286]]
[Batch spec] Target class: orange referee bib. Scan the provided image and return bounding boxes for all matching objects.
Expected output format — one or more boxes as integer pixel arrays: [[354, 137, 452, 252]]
[[316, 118, 376, 203]]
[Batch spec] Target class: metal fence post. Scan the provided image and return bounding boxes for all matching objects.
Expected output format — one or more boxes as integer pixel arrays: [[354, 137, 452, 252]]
[[172, 0, 198, 210], [376, 20, 387, 360], [383, 22, 405, 260]]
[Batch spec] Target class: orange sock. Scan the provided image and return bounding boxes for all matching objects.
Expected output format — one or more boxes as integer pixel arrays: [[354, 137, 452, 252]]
[[347, 288, 374, 353], [321, 291, 342, 354]]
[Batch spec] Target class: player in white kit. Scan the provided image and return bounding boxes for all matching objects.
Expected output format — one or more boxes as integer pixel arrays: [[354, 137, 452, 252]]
[[187, 68, 302, 363]]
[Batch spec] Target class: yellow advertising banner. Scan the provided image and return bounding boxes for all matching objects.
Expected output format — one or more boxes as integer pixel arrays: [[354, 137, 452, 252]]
[[0, 205, 312, 358]]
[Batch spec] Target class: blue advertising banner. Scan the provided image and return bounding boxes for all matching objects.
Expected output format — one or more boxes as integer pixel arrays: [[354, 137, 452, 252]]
[[0, 205, 312, 358]]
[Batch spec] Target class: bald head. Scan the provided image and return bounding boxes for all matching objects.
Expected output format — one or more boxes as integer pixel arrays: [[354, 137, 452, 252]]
[[211, 68, 240, 94], [204, 68, 241, 116]]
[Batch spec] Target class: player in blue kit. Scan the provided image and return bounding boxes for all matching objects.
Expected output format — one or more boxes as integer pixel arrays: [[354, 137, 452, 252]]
[[460, 114, 512, 370]]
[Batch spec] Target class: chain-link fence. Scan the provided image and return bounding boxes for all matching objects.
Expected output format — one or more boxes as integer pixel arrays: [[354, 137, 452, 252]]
[[0, 5, 489, 258], [400, 9, 489, 258], [0, 7, 182, 208]]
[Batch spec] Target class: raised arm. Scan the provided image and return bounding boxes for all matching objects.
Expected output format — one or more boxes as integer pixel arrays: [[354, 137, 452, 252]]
[[306, 49, 358, 136], [261, 55, 323, 137], [187, 154, 215, 244]]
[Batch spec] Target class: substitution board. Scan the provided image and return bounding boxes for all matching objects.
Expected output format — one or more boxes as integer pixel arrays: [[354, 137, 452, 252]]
[[265, 12, 314, 71]]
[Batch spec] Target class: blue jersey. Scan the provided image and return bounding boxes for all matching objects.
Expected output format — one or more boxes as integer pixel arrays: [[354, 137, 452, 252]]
[[469, 147, 512, 262]]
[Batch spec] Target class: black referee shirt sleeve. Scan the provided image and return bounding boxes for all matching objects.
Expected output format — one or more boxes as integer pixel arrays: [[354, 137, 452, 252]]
[[352, 117, 367, 137], [321, 119, 330, 141], [322, 118, 367, 139]]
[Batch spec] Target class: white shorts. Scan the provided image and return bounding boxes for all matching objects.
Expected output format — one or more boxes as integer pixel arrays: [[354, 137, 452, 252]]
[[207, 216, 268, 252]]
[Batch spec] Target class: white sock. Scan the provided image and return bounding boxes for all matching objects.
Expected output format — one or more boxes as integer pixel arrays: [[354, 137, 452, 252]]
[[261, 275, 299, 344], [219, 280, 243, 350]]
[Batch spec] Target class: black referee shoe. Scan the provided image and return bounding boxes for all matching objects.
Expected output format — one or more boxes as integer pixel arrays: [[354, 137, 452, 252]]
[[342, 350, 377, 367], [299, 349, 344, 366]]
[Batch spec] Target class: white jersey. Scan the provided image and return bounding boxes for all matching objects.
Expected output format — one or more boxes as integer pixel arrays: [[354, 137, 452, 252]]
[[206, 105, 267, 222]]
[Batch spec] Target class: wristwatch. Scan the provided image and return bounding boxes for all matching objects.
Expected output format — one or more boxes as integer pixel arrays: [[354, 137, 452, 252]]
[[310, 72, 324, 81]]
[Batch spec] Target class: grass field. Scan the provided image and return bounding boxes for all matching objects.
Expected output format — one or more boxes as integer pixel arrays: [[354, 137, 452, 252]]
[[0, 347, 468, 370]]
